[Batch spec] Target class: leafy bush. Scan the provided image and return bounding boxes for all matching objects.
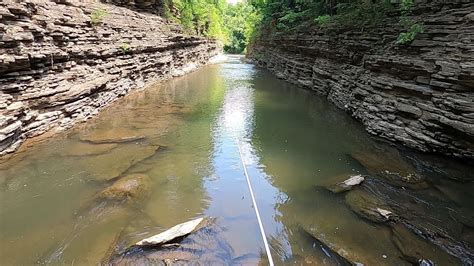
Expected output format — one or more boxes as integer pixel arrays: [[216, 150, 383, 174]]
[[397, 22, 423, 44], [91, 8, 107, 26], [314, 15, 331, 26], [333, 0, 392, 27], [276, 9, 310, 31]]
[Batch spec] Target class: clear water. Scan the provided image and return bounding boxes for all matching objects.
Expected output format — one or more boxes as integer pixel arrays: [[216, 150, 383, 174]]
[[1, 55, 473, 265]]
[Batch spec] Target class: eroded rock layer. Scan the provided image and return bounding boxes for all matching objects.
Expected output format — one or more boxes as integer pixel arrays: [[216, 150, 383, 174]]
[[249, 0, 474, 159], [0, 0, 219, 155]]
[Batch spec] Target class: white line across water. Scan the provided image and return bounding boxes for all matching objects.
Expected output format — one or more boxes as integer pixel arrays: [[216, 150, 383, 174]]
[[235, 137, 275, 266]]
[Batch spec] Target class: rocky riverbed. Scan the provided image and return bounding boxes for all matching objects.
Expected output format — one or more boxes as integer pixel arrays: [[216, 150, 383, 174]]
[[0, 0, 219, 156]]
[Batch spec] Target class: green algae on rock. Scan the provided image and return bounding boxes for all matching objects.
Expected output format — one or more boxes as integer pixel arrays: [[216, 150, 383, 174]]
[[98, 174, 152, 203]]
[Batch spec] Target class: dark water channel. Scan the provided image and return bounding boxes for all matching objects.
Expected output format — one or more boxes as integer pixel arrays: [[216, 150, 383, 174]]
[[1, 55, 473, 265]]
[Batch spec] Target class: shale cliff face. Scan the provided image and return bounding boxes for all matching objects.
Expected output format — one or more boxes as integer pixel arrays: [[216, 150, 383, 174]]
[[249, 0, 474, 159], [0, 1, 219, 156]]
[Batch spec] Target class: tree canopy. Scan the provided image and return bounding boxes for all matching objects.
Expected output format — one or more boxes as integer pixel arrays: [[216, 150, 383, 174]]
[[162, 0, 260, 54], [162, 0, 416, 53]]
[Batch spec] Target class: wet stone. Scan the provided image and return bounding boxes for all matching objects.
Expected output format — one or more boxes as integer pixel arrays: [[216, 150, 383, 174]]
[[321, 173, 365, 193]]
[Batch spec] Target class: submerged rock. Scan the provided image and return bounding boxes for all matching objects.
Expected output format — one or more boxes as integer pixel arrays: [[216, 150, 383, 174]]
[[322, 173, 365, 193], [391, 223, 459, 265], [80, 128, 146, 144], [343, 177, 474, 263], [79, 144, 160, 181], [65, 141, 117, 156], [98, 174, 152, 203], [105, 218, 259, 265], [449, 207, 474, 228], [345, 189, 395, 223], [40, 204, 132, 265], [300, 227, 353, 265], [351, 150, 428, 190]]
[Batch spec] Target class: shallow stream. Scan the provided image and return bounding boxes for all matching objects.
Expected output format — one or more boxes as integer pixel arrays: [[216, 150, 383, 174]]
[[1, 56, 473, 265]]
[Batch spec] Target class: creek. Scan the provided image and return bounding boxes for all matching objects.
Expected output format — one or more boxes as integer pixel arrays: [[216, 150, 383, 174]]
[[1, 55, 473, 265]]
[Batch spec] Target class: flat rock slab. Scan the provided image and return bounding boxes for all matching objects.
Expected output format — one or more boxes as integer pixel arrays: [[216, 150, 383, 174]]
[[345, 189, 395, 223], [80, 128, 147, 144], [78, 144, 159, 181], [135, 217, 204, 246], [65, 142, 118, 156]]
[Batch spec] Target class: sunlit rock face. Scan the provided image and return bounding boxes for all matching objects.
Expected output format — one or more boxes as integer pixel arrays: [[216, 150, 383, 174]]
[[0, 0, 219, 156], [249, 0, 474, 159]]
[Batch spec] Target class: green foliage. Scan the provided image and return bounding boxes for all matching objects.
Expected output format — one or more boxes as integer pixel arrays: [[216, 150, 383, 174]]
[[91, 8, 107, 26], [247, 0, 393, 37], [168, 0, 260, 54], [120, 43, 131, 53], [314, 14, 330, 26], [172, 0, 229, 41], [332, 0, 392, 27], [400, 0, 413, 13], [396, 23, 423, 44], [223, 2, 261, 53], [396, 0, 422, 44]]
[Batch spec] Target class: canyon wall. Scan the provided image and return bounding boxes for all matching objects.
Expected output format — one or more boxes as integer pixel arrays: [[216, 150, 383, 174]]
[[249, 0, 474, 159], [0, 1, 220, 156]]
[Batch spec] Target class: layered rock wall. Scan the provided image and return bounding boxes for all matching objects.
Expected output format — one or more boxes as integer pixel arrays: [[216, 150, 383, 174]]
[[0, 1, 219, 155], [249, 0, 474, 159]]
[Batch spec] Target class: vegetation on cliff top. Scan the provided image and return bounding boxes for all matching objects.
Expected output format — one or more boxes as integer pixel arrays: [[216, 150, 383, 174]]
[[159, 0, 260, 54], [155, 0, 422, 53]]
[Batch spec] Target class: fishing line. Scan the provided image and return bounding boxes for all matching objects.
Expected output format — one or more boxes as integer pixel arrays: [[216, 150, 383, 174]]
[[235, 137, 275, 266]]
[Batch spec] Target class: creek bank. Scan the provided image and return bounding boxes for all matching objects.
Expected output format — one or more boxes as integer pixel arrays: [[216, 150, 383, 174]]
[[0, 0, 220, 156], [248, 0, 474, 159]]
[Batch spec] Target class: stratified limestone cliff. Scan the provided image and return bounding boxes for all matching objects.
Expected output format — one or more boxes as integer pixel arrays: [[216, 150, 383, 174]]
[[249, 0, 474, 159], [0, 1, 219, 156]]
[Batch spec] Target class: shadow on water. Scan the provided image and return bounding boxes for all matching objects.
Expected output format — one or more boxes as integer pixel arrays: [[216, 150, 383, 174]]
[[0, 55, 473, 265]]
